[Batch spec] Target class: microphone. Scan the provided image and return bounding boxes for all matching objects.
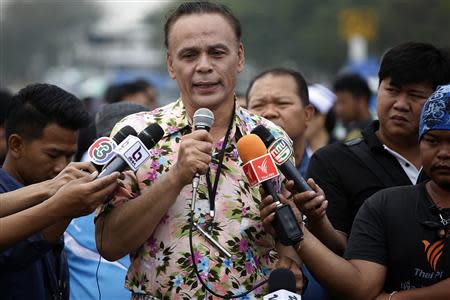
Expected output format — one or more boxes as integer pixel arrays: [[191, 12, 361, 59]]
[[237, 134, 303, 246], [264, 268, 302, 299], [191, 108, 215, 216], [252, 125, 312, 193], [97, 123, 164, 178], [88, 125, 137, 169]]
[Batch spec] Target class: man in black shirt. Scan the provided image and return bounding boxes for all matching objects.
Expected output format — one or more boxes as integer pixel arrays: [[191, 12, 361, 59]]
[[260, 83, 450, 299], [302, 42, 450, 254]]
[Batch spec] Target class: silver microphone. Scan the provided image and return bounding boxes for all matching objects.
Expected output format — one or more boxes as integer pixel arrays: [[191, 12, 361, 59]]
[[191, 108, 214, 214]]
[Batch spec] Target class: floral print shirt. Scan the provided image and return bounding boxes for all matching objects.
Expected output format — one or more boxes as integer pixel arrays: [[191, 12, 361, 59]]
[[97, 99, 292, 299]]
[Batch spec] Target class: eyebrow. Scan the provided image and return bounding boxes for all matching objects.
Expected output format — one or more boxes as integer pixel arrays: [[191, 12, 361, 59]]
[[177, 43, 230, 55]]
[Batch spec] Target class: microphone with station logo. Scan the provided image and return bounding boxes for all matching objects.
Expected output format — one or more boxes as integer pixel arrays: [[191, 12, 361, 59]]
[[236, 134, 303, 246], [97, 123, 164, 178], [263, 268, 302, 300]]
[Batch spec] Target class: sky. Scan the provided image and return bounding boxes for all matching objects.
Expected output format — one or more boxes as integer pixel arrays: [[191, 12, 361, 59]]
[[97, 1, 170, 32]]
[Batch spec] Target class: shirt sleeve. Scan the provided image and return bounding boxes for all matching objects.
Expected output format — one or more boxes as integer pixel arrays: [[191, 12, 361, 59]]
[[0, 233, 61, 270], [307, 147, 353, 234], [344, 194, 387, 266]]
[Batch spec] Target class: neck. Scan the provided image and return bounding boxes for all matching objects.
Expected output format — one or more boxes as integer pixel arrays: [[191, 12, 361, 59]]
[[2, 157, 24, 185], [186, 99, 235, 144], [426, 181, 450, 209], [376, 129, 421, 168], [308, 129, 329, 153], [293, 137, 307, 166], [357, 109, 371, 123]]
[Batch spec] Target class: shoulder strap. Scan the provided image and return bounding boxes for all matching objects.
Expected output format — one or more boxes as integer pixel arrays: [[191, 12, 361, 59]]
[[346, 139, 396, 187]]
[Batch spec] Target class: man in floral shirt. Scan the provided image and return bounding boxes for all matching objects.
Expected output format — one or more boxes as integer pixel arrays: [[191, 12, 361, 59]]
[[95, 2, 302, 299]]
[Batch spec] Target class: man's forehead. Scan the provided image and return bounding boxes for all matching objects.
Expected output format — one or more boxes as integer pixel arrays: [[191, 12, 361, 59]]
[[168, 13, 237, 48]]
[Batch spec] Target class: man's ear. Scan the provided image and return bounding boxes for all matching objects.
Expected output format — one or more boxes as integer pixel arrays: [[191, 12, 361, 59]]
[[304, 105, 315, 122], [237, 42, 245, 73], [166, 52, 176, 80], [7, 134, 24, 159]]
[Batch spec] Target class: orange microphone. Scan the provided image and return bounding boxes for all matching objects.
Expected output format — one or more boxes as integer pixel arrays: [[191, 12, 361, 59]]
[[237, 134, 303, 246]]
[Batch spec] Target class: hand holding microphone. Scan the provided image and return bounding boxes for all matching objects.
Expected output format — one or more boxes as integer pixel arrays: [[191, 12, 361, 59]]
[[237, 134, 303, 246]]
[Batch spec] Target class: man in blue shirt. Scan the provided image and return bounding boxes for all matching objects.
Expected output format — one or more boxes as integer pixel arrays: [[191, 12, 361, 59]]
[[0, 83, 116, 300]]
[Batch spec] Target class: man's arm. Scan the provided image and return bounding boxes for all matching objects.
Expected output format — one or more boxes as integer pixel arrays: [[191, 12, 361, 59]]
[[0, 171, 119, 251], [260, 193, 386, 299], [289, 178, 348, 255], [376, 279, 450, 300], [96, 130, 213, 261], [0, 162, 96, 218]]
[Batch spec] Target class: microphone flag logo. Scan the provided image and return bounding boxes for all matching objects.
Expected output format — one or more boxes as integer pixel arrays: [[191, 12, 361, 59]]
[[242, 153, 279, 187], [88, 137, 117, 165], [268, 138, 293, 165], [115, 135, 151, 171]]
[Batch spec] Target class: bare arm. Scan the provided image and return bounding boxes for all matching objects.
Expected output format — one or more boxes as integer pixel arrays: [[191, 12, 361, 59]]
[[289, 179, 348, 255], [376, 278, 450, 300], [0, 171, 119, 250], [260, 193, 386, 299], [96, 130, 213, 261], [0, 162, 96, 218]]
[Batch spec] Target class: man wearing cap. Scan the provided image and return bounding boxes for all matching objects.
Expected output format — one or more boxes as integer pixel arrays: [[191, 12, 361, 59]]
[[304, 83, 337, 153], [260, 83, 450, 299], [304, 42, 450, 255]]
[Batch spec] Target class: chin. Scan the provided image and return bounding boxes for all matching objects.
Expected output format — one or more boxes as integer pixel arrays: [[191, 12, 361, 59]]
[[434, 178, 450, 192]]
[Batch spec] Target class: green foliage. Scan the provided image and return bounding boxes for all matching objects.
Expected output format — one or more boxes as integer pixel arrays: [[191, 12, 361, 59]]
[[145, 0, 450, 82]]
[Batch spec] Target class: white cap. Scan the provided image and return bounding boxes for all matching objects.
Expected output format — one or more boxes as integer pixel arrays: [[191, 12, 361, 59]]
[[308, 84, 336, 114]]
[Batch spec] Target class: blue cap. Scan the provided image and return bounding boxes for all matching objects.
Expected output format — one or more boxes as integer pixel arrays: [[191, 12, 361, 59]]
[[419, 84, 450, 140]]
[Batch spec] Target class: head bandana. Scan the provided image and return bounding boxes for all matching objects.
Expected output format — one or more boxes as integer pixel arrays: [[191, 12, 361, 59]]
[[419, 84, 450, 140]]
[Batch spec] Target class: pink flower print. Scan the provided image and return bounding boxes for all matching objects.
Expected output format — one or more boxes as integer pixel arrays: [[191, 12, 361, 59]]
[[239, 239, 249, 252], [158, 214, 169, 225], [245, 261, 254, 274], [241, 207, 248, 216], [188, 250, 202, 265]]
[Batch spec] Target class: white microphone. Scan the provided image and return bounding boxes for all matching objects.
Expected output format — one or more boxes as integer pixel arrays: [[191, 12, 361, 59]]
[[263, 268, 302, 300], [191, 108, 214, 214]]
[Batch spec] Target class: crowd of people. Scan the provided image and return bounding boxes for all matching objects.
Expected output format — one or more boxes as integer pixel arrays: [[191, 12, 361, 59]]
[[1, 1, 449, 300]]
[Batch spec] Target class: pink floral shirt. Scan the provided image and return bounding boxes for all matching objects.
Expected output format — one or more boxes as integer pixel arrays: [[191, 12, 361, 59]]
[[97, 99, 292, 299]]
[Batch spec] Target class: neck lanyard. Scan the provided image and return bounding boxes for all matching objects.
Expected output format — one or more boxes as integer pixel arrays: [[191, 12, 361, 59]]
[[205, 107, 235, 218]]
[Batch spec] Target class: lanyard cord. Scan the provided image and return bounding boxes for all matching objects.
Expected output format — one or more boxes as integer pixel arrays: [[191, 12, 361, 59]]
[[205, 106, 235, 219]]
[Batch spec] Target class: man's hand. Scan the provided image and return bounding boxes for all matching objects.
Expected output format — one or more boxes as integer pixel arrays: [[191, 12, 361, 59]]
[[172, 130, 213, 186], [46, 161, 97, 196], [287, 178, 327, 222], [50, 171, 119, 217], [276, 256, 306, 294], [259, 187, 303, 238]]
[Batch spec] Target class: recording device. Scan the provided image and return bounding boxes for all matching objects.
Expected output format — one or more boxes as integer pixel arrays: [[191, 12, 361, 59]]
[[191, 108, 215, 215], [251, 125, 312, 193], [263, 268, 302, 300], [98, 123, 164, 178], [88, 125, 137, 169], [236, 134, 303, 246]]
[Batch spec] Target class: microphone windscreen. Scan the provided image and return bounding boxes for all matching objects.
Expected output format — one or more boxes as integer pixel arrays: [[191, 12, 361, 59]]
[[193, 108, 214, 130], [251, 125, 276, 147], [236, 134, 267, 164], [138, 123, 164, 149], [113, 125, 137, 144], [268, 268, 296, 293]]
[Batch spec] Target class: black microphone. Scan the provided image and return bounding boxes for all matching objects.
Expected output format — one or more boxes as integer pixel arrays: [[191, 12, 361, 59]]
[[264, 268, 301, 299], [112, 125, 137, 144], [191, 108, 215, 216], [88, 125, 138, 171], [252, 125, 312, 193], [98, 123, 164, 178]]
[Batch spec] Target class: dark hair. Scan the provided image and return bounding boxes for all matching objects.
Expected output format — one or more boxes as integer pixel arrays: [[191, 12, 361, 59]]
[[246, 68, 310, 107], [5, 83, 90, 141], [333, 73, 371, 104], [104, 79, 154, 104], [379, 42, 450, 89], [164, 1, 241, 48], [0, 88, 13, 125]]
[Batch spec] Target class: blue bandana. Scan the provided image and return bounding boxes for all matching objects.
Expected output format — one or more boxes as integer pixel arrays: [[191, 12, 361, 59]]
[[419, 84, 450, 140]]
